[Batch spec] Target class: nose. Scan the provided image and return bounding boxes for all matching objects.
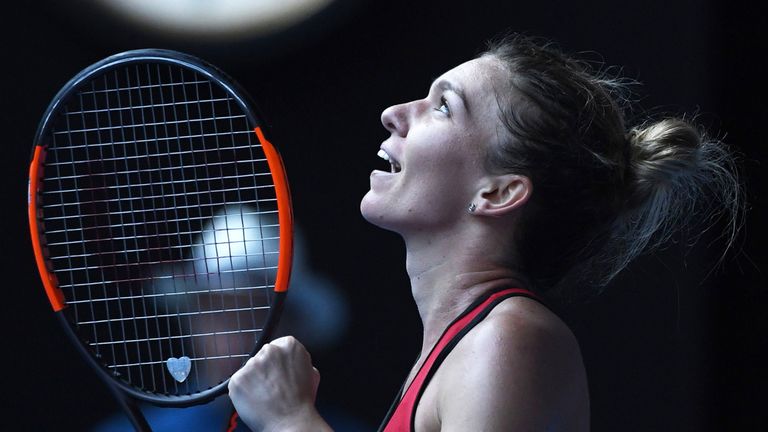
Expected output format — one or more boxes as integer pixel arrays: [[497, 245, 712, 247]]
[[380, 102, 409, 137]]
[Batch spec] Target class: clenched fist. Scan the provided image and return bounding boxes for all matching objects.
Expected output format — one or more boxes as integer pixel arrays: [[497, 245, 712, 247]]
[[229, 336, 332, 432]]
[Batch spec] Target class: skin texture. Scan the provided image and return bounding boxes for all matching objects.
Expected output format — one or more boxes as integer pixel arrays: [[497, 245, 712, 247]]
[[229, 56, 590, 431], [415, 298, 589, 432], [228, 336, 332, 432], [360, 56, 519, 235]]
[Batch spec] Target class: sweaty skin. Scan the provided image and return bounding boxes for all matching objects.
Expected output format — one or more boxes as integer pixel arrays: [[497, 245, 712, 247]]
[[411, 296, 589, 431]]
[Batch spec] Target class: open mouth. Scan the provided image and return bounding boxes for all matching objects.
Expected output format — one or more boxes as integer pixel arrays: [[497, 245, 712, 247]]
[[377, 149, 402, 173]]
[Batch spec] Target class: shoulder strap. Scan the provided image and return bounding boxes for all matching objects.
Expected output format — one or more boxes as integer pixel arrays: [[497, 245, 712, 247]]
[[378, 287, 539, 432]]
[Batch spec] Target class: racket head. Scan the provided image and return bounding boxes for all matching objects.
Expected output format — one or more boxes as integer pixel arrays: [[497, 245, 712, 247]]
[[28, 49, 293, 406]]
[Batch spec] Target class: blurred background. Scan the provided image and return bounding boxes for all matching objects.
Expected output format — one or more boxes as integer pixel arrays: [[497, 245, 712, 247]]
[[2, 0, 766, 430]]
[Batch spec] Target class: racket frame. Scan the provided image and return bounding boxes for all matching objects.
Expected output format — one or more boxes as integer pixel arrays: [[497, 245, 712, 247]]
[[28, 49, 292, 408]]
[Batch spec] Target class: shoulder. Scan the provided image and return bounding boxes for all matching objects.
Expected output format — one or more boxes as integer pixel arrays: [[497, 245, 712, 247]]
[[434, 296, 589, 431], [478, 296, 580, 361], [456, 295, 585, 387]]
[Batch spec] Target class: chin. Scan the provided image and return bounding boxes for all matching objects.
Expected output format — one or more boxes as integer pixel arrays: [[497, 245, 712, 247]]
[[360, 192, 395, 231], [360, 192, 383, 224]]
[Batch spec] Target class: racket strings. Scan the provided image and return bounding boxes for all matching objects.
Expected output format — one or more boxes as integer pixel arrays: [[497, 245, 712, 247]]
[[41, 61, 279, 396]]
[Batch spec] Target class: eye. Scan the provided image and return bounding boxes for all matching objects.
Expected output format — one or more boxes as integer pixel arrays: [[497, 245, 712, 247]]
[[434, 96, 450, 116]]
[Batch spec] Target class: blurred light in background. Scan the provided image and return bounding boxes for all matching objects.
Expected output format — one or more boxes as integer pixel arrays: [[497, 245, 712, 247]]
[[149, 205, 348, 353], [195, 205, 276, 277], [91, 0, 336, 40]]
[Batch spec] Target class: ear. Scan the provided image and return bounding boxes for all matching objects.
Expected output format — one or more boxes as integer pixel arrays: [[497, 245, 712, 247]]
[[474, 174, 532, 217]]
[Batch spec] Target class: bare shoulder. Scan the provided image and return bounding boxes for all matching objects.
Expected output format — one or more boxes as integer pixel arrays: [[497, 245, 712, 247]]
[[481, 296, 582, 361], [434, 296, 589, 431]]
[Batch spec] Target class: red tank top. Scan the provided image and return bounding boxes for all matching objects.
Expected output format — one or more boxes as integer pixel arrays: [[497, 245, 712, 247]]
[[378, 287, 539, 432]]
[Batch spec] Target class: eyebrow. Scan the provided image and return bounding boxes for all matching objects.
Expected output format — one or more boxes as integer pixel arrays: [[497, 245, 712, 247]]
[[432, 78, 470, 115]]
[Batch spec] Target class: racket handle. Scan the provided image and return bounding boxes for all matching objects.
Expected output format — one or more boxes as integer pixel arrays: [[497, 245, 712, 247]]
[[226, 410, 240, 432], [110, 386, 152, 432]]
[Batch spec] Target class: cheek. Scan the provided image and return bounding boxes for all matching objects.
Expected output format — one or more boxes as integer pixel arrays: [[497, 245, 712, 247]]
[[408, 129, 473, 170], [414, 142, 483, 187], [407, 154, 480, 211]]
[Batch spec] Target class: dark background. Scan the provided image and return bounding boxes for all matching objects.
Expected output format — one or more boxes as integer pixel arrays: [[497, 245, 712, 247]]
[[2, 0, 766, 430]]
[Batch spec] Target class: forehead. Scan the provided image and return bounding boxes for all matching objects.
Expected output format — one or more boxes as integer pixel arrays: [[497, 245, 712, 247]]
[[442, 56, 507, 86], [436, 56, 509, 119]]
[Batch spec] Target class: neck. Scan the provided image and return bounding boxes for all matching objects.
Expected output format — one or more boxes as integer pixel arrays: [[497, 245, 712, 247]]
[[403, 225, 524, 357]]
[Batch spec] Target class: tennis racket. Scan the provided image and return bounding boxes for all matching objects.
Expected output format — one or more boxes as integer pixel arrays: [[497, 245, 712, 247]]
[[28, 49, 293, 431]]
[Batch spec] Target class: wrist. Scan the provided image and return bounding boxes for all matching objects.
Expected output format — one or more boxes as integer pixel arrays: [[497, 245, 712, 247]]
[[264, 405, 332, 432]]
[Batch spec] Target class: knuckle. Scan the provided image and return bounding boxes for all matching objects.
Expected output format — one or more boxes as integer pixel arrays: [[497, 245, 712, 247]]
[[228, 373, 241, 392], [257, 343, 271, 356], [276, 335, 296, 347]]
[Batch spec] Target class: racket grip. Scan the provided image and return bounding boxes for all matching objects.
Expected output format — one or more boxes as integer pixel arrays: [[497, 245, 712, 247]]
[[114, 390, 153, 432]]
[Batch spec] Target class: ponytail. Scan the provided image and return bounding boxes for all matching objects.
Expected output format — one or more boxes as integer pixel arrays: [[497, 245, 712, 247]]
[[604, 118, 743, 286], [484, 34, 743, 299]]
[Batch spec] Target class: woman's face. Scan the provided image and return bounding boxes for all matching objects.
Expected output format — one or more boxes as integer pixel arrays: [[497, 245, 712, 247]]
[[360, 56, 509, 235]]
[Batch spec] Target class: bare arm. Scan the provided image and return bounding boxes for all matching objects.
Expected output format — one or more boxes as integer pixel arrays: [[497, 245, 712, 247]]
[[228, 336, 334, 432]]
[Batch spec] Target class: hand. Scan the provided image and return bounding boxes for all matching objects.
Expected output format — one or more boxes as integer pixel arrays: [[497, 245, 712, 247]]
[[229, 336, 327, 432]]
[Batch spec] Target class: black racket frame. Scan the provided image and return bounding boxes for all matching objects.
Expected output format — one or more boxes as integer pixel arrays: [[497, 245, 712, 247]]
[[31, 49, 288, 429]]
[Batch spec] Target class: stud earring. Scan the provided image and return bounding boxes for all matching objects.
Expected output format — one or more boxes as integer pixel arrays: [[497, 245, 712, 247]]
[[468, 203, 477, 213]]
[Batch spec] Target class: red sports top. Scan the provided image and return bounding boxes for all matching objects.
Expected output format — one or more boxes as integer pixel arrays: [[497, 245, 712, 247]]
[[378, 287, 539, 432]]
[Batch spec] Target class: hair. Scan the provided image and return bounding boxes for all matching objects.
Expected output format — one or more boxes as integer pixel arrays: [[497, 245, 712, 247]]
[[481, 33, 743, 301]]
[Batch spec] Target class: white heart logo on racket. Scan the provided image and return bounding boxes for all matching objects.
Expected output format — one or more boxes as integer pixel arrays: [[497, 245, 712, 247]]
[[166, 356, 192, 383]]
